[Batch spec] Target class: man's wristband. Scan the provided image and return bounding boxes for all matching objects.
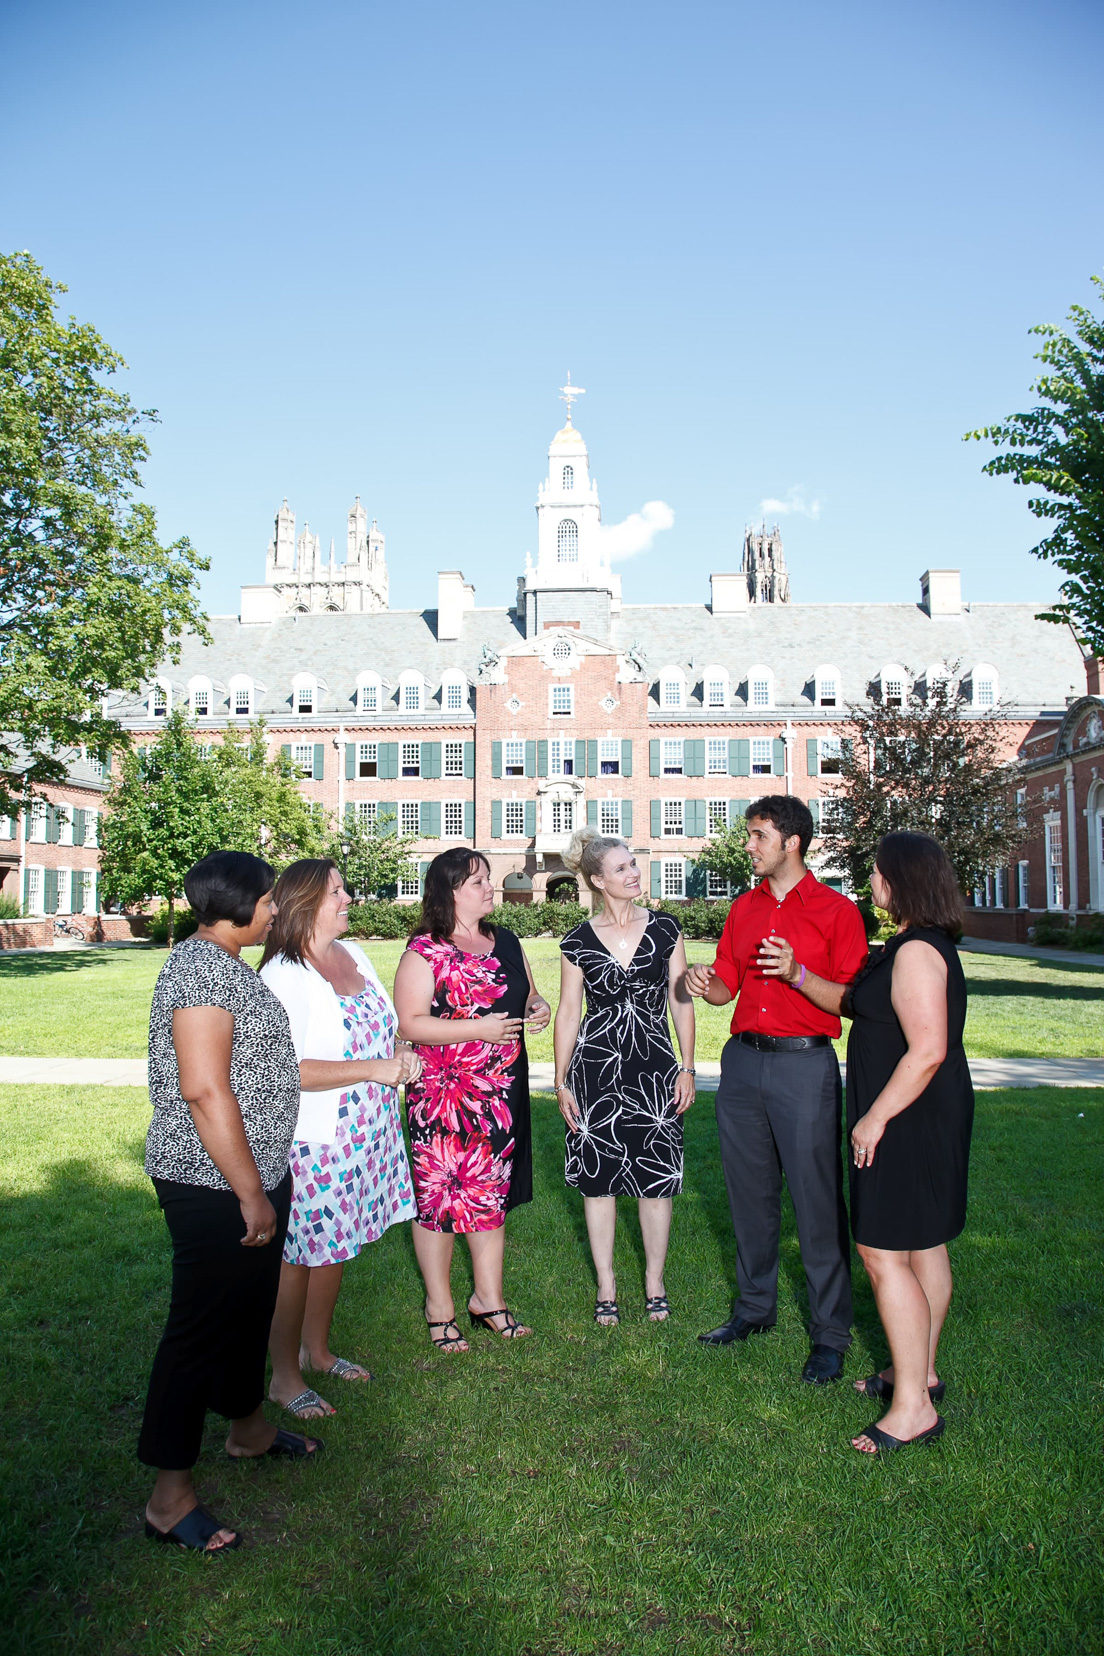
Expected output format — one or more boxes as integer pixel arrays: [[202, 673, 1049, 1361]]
[[794, 965, 806, 988]]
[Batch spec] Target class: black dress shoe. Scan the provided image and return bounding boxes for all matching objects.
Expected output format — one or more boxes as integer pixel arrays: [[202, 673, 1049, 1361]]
[[697, 1315, 775, 1346], [801, 1343, 846, 1383]]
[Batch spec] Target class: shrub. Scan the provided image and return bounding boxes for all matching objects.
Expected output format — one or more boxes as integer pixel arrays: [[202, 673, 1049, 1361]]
[[147, 906, 199, 946], [653, 898, 731, 940], [1031, 912, 1071, 945], [488, 900, 589, 937], [347, 901, 415, 940], [0, 893, 23, 920]]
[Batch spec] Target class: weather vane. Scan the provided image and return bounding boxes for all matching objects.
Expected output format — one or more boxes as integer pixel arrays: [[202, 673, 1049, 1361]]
[[559, 372, 586, 424]]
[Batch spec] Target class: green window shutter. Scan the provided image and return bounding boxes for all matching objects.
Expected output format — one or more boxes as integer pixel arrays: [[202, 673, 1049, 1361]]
[[587, 740, 598, 777], [809, 799, 821, 832], [46, 806, 59, 844], [525, 740, 537, 777], [422, 742, 442, 779], [463, 800, 475, 839], [384, 743, 401, 780], [491, 741, 503, 778], [463, 742, 475, 779], [650, 860, 662, 898], [733, 739, 750, 777], [772, 738, 786, 776], [621, 739, 633, 777], [491, 800, 502, 838], [44, 868, 59, 913], [687, 860, 707, 898], [379, 802, 397, 836], [23, 868, 31, 907], [313, 743, 325, 780], [649, 739, 661, 777], [841, 738, 854, 764], [537, 739, 548, 777], [688, 740, 706, 777], [806, 738, 819, 777], [524, 799, 536, 836], [621, 800, 633, 838], [650, 799, 662, 838], [574, 739, 587, 773], [345, 743, 356, 780], [70, 869, 83, 911], [94, 874, 101, 912], [689, 799, 708, 838], [102, 749, 112, 775], [421, 801, 441, 837], [419, 860, 430, 895], [381, 880, 398, 899], [281, 743, 291, 761], [730, 798, 750, 824], [587, 799, 598, 826], [344, 801, 355, 822]]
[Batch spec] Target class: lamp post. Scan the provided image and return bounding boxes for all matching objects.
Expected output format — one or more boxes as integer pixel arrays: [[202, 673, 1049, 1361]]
[[340, 836, 352, 894]]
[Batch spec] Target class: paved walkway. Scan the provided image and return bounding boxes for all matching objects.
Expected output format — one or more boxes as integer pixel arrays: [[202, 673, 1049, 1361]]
[[2, 1055, 1101, 1091], [959, 935, 1104, 968]]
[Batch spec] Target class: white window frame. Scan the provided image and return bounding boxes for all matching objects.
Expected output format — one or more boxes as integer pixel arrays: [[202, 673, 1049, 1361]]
[[358, 741, 378, 778], [504, 740, 525, 777], [84, 810, 99, 849], [880, 663, 908, 708], [659, 667, 686, 710], [355, 801, 378, 829], [818, 796, 839, 830], [401, 741, 421, 778], [562, 464, 574, 492], [398, 673, 424, 714], [1017, 859, 1029, 908], [662, 799, 684, 838], [1044, 816, 1064, 909], [993, 867, 1007, 908], [707, 798, 728, 835], [504, 799, 526, 837], [662, 739, 684, 777], [292, 741, 314, 776], [599, 798, 622, 837], [55, 866, 71, 914], [229, 675, 253, 718], [25, 865, 44, 914], [550, 797, 575, 834], [747, 664, 774, 709], [149, 679, 171, 719], [751, 737, 773, 776], [550, 637, 574, 665], [819, 735, 842, 775], [444, 741, 464, 777], [599, 738, 620, 776], [814, 665, 840, 708], [189, 676, 213, 718], [971, 663, 999, 708], [557, 519, 578, 563], [400, 801, 420, 836], [707, 738, 728, 776], [661, 858, 685, 899], [29, 800, 47, 843], [441, 672, 466, 713], [550, 739, 574, 776], [550, 684, 574, 718], [398, 873, 421, 899], [58, 804, 74, 847], [707, 870, 731, 899], [293, 674, 316, 715], [356, 672, 382, 714], [926, 663, 953, 703], [703, 666, 729, 709], [443, 801, 465, 839]]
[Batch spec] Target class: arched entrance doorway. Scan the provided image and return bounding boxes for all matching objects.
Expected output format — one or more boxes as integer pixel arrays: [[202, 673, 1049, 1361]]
[[502, 871, 534, 905], [546, 874, 579, 904]]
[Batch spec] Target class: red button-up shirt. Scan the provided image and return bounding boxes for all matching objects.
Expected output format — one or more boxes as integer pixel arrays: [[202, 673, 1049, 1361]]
[[712, 872, 869, 1039]]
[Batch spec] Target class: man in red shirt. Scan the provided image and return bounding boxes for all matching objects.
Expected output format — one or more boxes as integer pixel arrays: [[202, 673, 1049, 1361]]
[[686, 794, 868, 1382]]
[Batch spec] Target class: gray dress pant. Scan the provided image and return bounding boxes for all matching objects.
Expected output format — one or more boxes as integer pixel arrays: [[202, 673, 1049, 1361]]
[[714, 1036, 852, 1351]]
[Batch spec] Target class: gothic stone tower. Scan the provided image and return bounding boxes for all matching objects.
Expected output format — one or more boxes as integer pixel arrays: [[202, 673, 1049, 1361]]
[[263, 497, 388, 614], [742, 523, 790, 604]]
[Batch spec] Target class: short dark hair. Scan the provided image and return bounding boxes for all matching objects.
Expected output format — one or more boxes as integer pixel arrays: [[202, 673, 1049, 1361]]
[[413, 848, 493, 943], [874, 832, 963, 937], [184, 850, 276, 927], [745, 794, 815, 858]]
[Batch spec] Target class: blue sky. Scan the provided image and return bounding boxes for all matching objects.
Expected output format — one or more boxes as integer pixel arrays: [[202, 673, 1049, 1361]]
[[2, 0, 1102, 617]]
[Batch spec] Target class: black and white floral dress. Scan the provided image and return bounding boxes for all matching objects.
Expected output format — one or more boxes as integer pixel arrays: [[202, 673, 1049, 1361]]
[[560, 911, 683, 1198]]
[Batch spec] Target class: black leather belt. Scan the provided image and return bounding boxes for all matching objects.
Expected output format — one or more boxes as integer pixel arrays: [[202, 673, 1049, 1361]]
[[735, 1032, 831, 1052]]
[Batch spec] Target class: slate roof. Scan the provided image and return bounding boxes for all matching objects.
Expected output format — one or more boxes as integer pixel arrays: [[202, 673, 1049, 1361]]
[[115, 596, 1084, 725]]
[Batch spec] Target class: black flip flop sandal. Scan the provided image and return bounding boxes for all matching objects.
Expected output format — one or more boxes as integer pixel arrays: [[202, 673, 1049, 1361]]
[[594, 1299, 620, 1325], [145, 1504, 242, 1553], [853, 1416, 945, 1455]]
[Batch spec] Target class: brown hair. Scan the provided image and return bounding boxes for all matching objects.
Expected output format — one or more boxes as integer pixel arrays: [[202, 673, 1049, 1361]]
[[874, 832, 963, 936], [259, 858, 340, 967], [414, 848, 493, 943]]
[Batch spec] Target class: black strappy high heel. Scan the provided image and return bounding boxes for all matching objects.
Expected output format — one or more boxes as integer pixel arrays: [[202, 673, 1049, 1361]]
[[468, 1305, 529, 1338], [425, 1303, 468, 1353]]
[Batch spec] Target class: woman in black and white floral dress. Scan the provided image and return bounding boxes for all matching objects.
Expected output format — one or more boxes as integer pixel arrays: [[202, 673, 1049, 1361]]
[[554, 828, 696, 1325]]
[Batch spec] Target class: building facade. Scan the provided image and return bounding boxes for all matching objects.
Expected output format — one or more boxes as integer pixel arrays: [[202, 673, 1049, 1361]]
[[93, 402, 1085, 916]]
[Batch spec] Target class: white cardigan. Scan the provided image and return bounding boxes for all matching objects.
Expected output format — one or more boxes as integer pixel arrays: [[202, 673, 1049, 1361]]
[[259, 940, 395, 1145]]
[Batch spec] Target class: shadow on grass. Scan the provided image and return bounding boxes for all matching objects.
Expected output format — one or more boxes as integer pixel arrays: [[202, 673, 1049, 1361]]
[[0, 946, 159, 982], [966, 975, 1104, 1001]]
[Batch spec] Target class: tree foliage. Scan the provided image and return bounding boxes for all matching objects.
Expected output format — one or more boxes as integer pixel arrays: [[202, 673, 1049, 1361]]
[[325, 811, 419, 901], [967, 274, 1104, 655], [0, 250, 208, 814], [698, 816, 754, 893], [211, 723, 325, 866], [819, 677, 1027, 897]]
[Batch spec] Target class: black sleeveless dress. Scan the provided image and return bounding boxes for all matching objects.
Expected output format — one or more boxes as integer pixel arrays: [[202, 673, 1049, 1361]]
[[560, 910, 683, 1198], [846, 927, 974, 1251]]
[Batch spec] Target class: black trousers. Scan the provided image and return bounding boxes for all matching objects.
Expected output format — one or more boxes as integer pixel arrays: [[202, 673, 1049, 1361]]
[[137, 1170, 291, 1471], [714, 1038, 852, 1351]]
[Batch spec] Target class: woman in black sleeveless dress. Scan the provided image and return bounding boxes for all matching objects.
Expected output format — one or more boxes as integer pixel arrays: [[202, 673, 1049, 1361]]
[[758, 832, 972, 1455]]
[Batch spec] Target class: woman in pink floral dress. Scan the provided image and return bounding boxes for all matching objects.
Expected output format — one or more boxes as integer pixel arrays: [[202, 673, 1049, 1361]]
[[394, 850, 551, 1353]]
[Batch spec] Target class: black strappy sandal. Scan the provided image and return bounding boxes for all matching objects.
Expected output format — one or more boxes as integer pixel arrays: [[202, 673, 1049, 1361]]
[[857, 1372, 946, 1403], [594, 1299, 620, 1326], [425, 1312, 468, 1353], [468, 1305, 529, 1339], [645, 1295, 670, 1322]]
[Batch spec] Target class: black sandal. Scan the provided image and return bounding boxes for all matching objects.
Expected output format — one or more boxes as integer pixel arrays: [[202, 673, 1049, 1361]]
[[594, 1299, 620, 1326], [426, 1311, 468, 1353], [145, 1504, 242, 1553], [468, 1305, 528, 1338], [857, 1372, 946, 1403], [228, 1428, 323, 1461], [853, 1416, 945, 1455], [645, 1295, 670, 1321]]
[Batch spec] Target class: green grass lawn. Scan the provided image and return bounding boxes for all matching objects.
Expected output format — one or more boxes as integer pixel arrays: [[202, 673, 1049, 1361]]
[[1, 939, 1101, 1063], [1, 1083, 1101, 1654]]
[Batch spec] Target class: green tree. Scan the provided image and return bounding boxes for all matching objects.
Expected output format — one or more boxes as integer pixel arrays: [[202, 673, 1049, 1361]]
[[98, 710, 224, 944], [967, 275, 1104, 654], [0, 251, 208, 815], [211, 722, 325, 866], [819, 676, 1027, 902], [698, 815, 754, 893], [327, 810, 419, 900]]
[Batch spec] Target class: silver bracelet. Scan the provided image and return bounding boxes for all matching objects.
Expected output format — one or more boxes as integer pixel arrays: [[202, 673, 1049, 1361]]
[[678, 1065, 696, 1076]]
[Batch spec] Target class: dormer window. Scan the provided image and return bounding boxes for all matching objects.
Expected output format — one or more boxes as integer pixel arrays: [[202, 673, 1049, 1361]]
[[441, 671, 466, 713], [926, 663, 953, 703], [189, 676, 213, 718], [293, 675, 316, 715], [748, 665, 774, 709], [229, 676, 253, 717], [356, 672, 382, 714], [880, 664, 908, 708], [971, 663, 999, 708], [562, 464, 574, 491], [557, 519, 578, 564], [660, 667, 685, 710], [149, 681, 170, 718], [814, 666, 840, 708], [400, 675, 423, 713], [703, 666, 729, 708]]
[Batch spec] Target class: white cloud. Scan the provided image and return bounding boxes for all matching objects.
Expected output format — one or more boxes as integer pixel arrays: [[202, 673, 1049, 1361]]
[[600, 499, 675, 562], [757, 487, 822, 521]]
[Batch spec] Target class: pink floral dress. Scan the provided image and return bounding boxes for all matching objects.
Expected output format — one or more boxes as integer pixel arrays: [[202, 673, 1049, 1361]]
[[284, 977, 416, 1266], [403, 928, 532, 1234]]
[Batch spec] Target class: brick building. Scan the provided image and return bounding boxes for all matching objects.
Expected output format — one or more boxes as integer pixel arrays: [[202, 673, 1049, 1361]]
[[0, 750, 123, 941]]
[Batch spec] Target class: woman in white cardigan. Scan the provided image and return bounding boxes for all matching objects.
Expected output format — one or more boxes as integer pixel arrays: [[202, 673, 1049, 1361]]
[[259, 860, 420, 1419]]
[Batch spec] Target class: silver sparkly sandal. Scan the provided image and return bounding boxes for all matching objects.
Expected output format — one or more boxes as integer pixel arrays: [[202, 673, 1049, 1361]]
[[281, 1388, 333, 1419]]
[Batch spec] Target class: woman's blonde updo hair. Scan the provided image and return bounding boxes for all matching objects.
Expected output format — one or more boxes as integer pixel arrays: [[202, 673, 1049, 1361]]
[[561, 824, 628, 893]]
